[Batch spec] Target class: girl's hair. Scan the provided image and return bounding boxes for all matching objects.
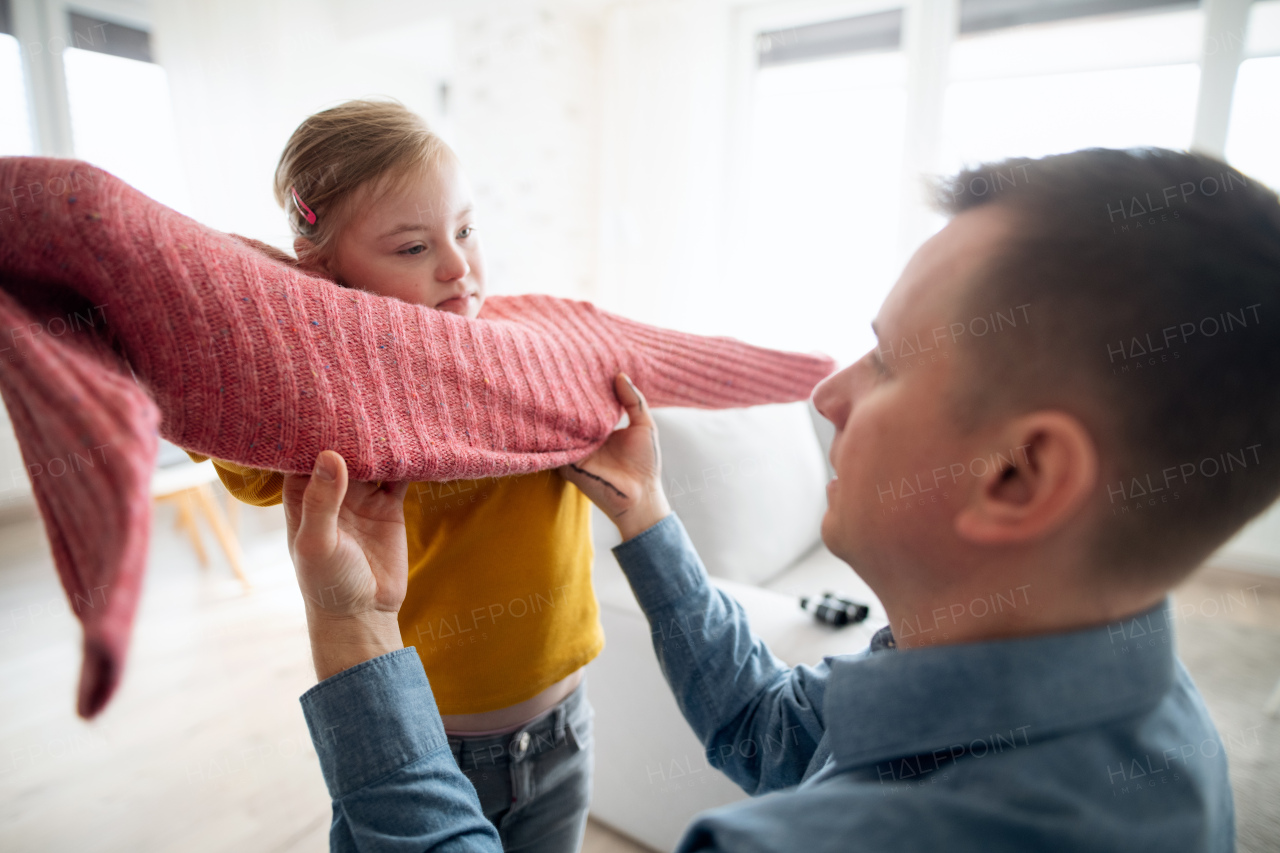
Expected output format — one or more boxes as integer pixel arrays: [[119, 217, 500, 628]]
[[273, 99, 450, 258]]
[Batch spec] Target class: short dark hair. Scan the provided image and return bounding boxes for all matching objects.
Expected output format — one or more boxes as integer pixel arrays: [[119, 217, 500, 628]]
[[934, 148, 1280, 578]]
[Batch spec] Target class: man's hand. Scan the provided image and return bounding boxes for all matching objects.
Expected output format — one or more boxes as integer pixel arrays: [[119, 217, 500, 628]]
[[282, 450, 410, 681], [560, 373, 671, 540]]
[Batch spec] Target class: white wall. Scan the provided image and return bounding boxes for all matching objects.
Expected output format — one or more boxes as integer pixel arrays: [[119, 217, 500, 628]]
[[151, 0, 605, 301], [594, 0, 735, 330], [1215, 503, 1280, 575], [445, 2, 604, 300], [151, 0, 454, 251]]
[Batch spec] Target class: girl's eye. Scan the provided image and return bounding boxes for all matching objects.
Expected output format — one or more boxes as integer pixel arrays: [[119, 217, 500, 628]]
[[400, 245, 426, 256], [457, 226, 474, 239]]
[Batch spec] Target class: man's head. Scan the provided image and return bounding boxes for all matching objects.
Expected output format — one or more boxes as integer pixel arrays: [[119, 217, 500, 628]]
[[814, 148, 1280, 636]]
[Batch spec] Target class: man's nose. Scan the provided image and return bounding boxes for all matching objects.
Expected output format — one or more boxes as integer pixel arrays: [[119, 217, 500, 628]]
[[812, 364, 854, 428], [435, 241, 470, 282]]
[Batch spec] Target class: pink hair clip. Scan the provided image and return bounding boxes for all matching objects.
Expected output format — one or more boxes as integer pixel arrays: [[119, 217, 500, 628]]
[[290, 186, 317, 225]]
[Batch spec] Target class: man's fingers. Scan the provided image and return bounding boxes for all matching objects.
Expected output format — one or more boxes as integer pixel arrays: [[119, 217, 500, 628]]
[[282, 475, 303, 545], [386, 480, 411, 505], [556, 463, 579, 485], [616, 373, 654, 428], [294, 450, 348, 564]]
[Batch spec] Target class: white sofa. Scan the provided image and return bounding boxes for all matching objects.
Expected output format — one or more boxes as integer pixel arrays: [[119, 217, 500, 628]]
[[584, 401, 890, 852]]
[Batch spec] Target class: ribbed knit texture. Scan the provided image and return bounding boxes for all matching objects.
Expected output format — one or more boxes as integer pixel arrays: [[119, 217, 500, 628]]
[[0, 157, 835, 718]]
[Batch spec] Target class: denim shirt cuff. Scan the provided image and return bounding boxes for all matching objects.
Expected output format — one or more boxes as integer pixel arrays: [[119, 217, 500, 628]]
[[299, 647, 448, 799], [611, 513, 709, 613]]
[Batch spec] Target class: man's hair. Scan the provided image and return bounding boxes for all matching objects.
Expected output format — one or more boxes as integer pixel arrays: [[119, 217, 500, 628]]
[[934, 148, 1280, 579]]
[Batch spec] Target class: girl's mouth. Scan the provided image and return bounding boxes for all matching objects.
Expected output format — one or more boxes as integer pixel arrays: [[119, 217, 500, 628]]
[[436, 294, 475, 315]]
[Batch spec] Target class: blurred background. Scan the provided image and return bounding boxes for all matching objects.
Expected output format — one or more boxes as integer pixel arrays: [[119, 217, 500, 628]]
[[1, 1, 1279, 850], [3, 0, 1279, 571]]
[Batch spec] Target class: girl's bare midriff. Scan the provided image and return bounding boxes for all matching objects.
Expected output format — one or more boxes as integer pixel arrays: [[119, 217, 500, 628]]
[[440, 667, 583, 734]]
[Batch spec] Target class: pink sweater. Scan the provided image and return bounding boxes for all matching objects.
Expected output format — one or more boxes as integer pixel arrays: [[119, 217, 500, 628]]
[[0, 157, 834, 717]]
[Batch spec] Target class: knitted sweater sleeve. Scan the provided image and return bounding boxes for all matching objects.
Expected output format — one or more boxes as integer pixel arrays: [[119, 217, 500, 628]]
[[473, 297, 836, 412], [599, 309, 834, 410], [0, 156, 836, 718]]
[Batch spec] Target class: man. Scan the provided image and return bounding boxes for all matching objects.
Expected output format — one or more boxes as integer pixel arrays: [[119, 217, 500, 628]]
[[284, 148, 1279, 851]]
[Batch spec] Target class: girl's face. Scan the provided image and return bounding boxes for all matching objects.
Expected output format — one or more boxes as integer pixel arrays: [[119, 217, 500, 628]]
[[318, 154, 486, 318]]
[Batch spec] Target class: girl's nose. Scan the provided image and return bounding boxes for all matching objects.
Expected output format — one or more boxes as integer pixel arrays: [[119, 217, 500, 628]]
[[435, 241, 470, 282]]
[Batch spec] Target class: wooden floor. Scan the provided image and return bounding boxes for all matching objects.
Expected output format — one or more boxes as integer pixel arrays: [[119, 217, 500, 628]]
[[0, 492, 1276, 852]]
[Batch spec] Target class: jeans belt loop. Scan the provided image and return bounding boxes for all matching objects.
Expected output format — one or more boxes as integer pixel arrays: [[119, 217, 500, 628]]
[[510, 729, 532, 762], [555, 701, 570, 748]]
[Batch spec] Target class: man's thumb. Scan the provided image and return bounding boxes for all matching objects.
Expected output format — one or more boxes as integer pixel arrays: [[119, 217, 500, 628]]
[[313, 450, 341, 484], [296, 450, 347, 560]]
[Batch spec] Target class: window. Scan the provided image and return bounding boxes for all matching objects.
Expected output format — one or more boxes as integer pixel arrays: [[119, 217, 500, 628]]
[[940, 3, 1204, 174], [728, 10, 908, 364], [62, 13, 190, 213], [1225, 0, 1280, 191], [729, 0, 1225, 364], [0, 0, 34, 156]]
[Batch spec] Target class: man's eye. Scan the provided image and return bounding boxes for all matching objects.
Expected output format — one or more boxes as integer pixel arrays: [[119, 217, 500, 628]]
[[400, 245, 426, 256]]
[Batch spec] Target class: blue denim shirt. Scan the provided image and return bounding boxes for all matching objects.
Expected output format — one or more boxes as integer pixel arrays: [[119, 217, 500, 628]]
[[300, 514, 1234, 852]]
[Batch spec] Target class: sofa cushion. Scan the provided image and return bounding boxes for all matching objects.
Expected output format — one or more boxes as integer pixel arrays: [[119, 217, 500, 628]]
[[808, 400, 836, 479], [651, 402, 828, 586], [762, 542, 885, 626], [593, 545, 884, 666]]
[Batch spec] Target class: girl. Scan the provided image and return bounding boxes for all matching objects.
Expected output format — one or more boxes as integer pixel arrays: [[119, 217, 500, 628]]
[[189, 99, 599, 853]]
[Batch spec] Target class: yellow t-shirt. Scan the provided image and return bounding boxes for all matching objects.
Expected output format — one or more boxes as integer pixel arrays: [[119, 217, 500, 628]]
[[186, 451, 604, 714]]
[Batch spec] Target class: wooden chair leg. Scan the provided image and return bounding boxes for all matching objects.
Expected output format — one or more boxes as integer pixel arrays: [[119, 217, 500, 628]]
[[224, 493, 241, 535], [192, 483, 251, 591], [174, 491, 209, 568]]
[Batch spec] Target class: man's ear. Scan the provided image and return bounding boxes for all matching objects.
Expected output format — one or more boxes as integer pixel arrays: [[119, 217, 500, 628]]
[[294, 237, 332, 278], [953, 411, 1098, 545]]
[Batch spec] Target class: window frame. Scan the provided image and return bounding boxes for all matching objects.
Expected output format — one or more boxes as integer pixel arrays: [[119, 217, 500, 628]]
[[7, 0, 153, 156], [728, 0, 951, 271], [728, 0, 1260, 272]]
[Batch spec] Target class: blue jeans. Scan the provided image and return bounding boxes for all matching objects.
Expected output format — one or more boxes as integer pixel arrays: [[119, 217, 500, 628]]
[[448, 678, 594, 853]]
